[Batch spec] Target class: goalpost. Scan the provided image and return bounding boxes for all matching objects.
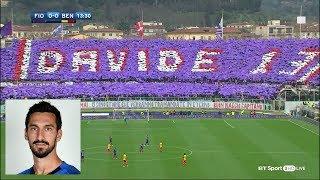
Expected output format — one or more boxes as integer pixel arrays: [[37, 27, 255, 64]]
[[112, 109, 150, 122]]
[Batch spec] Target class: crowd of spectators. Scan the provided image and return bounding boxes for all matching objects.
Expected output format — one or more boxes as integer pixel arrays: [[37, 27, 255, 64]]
[[0, 39, 319, 100]]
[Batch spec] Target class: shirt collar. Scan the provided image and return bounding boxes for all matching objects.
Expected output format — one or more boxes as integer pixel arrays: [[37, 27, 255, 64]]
[[30, 162, 63, 175]]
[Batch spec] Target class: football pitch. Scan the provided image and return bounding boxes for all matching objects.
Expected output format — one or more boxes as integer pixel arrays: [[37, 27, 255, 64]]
[[1, 118, 319, 179]]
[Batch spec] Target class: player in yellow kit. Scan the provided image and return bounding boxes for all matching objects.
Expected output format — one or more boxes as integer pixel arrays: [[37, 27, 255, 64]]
[[122, 153, 128, 167], [159, 142, 163, 152], [107, 143, 112, 152], [182, 153, 187, 166]]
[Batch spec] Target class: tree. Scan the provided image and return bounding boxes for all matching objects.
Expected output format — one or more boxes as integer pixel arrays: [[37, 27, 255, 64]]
[[204, 13, 211, 26], [116, 21, 130, 33], [128, 7, 139, 22]]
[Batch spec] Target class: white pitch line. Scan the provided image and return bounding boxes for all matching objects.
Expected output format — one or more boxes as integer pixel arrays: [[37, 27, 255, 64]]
[[247, 151, 309, 154], [192, 150, 315, 154], [223, 120, 235, 128], [287, 119, 319, 136], [184, 150, 317, 154]]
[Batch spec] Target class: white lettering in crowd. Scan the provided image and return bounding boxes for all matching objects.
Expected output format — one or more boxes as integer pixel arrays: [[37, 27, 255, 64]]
[[212, 101, 264, 110], [80, 100, 263, 110]]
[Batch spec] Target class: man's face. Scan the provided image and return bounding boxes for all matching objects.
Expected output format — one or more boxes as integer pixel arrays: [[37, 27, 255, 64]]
[[25, 112, 62, 158]]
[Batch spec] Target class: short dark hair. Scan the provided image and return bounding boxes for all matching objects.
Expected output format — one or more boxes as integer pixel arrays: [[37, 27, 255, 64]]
[[25, 101, 62, 130]]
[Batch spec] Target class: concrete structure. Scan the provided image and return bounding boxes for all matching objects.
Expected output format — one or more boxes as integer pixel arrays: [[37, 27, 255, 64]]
[[226, 22, 254, 30], [222, 27, 242, 39], [130, 21, 166, 37], [82, 23, 109, 31], [294, 23, 320, 39], [65, 25, 80, 35], [166, 26, 244, 40], [1, 37, 13, 48], [255, 20, 294, 38], [226, 22, 255, 37], [65, 34, 91, 39], [82, 28, 123, 39], [1, 38, 5, 48], [12, 25, 53, 39], [166, 27, 216, 40]]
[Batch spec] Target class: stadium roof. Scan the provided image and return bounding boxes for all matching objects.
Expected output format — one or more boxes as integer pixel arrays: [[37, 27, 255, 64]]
[[13, 25, 53, 32]]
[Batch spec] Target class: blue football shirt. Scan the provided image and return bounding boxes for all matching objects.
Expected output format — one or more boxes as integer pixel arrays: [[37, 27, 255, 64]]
[[19, 161, 80, 175]]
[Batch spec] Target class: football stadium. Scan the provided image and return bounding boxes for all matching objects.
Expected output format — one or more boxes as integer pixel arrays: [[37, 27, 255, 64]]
[[0, 0, 319, 179]]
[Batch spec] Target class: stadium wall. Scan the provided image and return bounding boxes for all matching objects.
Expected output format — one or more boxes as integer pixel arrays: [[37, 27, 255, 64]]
[[284, 101, 319, 114]]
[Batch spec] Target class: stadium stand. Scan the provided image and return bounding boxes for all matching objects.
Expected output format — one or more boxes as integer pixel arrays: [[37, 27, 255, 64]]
[[0, 39, 319, 100]]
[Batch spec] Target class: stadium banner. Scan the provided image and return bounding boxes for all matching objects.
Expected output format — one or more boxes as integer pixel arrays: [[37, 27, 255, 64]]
[[212, 101, 264, 110], [81, 101, 212, 109], [80, 101, 265, 110]]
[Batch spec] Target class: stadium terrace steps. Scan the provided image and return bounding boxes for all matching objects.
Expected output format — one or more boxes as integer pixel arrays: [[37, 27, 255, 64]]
[[1, 82, 279, 100]]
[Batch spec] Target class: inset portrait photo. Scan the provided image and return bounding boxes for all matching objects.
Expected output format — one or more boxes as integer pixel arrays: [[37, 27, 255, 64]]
[[5, 99, 81, 175]]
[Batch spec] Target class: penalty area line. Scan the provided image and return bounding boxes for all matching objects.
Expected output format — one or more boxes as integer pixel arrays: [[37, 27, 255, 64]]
[[223, 120, 235, 128], [287, 119, 319, 136]]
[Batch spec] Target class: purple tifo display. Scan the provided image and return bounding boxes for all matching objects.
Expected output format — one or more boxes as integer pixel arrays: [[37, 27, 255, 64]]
[[0, 82, 279, 100], [0, 39, 319, 85], [0, 39, 318, 100]]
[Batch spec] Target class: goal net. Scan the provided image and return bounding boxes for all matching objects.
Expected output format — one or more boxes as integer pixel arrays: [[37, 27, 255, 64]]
[[113, 109, 150, 121]]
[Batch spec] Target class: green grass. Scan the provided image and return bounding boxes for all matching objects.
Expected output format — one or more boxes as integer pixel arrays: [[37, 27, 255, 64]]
[[1, 118, 319, 179]]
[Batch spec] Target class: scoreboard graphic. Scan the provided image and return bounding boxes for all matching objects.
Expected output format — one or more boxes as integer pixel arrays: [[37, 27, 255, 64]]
[[31, 12, 92, 23]]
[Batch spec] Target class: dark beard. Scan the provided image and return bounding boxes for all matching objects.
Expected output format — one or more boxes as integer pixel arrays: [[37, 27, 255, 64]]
[[30, 140, 56, 158]]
